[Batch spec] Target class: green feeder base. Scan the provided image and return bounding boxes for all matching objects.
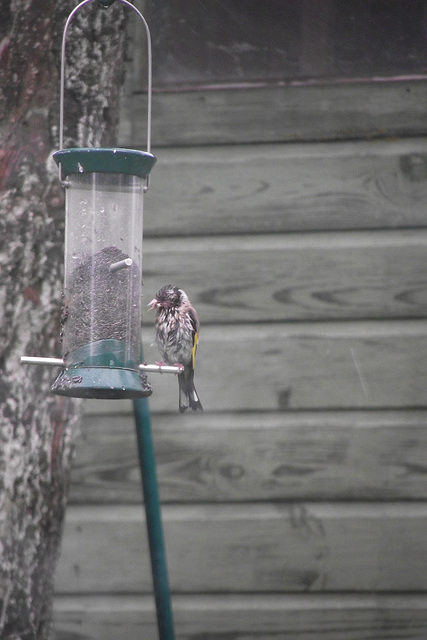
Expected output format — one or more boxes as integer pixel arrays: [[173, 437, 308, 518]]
[[51, 365, 152, 399], [51, 339, 152, 399]]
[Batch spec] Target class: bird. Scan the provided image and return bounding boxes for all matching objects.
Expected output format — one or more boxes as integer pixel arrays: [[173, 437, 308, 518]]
[[148, 285, 203, 413]]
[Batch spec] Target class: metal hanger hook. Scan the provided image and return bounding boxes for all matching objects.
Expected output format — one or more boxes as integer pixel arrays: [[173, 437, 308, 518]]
[[58, 0, 152, 175]]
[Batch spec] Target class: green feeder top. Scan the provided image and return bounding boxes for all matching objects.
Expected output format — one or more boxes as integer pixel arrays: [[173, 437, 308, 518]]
[[53, 148, 157, 179]]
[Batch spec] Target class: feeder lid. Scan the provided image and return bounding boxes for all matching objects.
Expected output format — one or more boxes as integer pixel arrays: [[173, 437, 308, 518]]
[[53, 148, 156, 178]]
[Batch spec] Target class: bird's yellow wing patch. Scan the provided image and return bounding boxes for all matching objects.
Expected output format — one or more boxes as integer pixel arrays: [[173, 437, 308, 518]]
[[192, 331, 199, 370]]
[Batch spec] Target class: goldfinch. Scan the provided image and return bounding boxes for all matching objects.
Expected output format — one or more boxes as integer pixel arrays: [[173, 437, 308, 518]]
[[148, 285, 203, 413]]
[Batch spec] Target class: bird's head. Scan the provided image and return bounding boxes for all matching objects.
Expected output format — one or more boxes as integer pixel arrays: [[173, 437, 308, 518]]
[[148, 284, 183, 311]]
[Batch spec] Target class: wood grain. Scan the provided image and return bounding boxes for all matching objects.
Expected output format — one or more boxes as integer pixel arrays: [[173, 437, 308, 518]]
[[138, 320, 427, 412], [54, 593, 427, 640], [119, 81, 427, 147], [141, 139, 427, 236], [55, 503, 427, 594], [59, 47, 427, 640], [140, 230, 427, 323], [68, 410, 427, 504]]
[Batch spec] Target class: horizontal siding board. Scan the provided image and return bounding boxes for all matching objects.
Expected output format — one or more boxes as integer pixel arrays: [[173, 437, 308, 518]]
[[119, 81, 427, 147], [59, 72, 427, 639], [55, 503, 427, 594], [138, 321, 427, 412], [54, 593, 427, 640], [68, 410, 427, 504], [141, 230, 427, 323], [142, 139, 427, 236]]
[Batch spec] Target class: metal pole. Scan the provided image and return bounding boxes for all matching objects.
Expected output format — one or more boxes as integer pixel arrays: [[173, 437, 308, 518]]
[[133, 397, 176, 640]]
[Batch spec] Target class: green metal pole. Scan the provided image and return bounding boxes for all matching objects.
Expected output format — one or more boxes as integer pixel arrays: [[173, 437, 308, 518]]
[[133, 397, 176, 640]]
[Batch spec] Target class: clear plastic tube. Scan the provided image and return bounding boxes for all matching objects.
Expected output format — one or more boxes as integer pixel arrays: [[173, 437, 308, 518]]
[[61, 172, 143, 369]]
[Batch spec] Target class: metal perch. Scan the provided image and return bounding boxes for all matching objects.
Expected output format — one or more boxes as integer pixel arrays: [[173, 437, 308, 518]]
[[20, 356, 182, 375]]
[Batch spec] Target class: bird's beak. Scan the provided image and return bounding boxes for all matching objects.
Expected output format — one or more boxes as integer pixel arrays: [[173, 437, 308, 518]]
[[148, 298, 158, 311]]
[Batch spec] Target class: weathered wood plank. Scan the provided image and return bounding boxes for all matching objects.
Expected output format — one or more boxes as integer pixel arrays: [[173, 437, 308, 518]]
[[54, 593, 427, 640], [141, 139, 427, 235], [55, 503, 427, 593], [119, 81, 427, 147], [68, 410, 427, 504], [82, 321, 427, 413], [139, 321, 427, 412], [140, 230, 427, 323]]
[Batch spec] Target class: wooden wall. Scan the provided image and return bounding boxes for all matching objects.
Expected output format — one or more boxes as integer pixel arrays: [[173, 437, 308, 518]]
[[53, 31, 427, 640]]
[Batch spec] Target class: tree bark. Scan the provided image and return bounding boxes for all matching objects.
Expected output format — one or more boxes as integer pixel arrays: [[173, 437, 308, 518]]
[[0, 0, 126, 637]]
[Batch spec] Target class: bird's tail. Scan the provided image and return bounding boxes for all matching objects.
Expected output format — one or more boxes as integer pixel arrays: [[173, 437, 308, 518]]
[[178, 371, 203, 413]]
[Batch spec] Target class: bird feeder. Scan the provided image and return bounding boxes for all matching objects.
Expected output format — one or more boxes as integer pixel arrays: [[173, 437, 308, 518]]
[[50, 148, 156, 398], [21, 0, 181, 397], [51, 0, 156, 399]]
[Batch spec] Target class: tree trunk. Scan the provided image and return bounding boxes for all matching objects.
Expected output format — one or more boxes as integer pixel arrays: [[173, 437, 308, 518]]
[[0, 1, 126, 637]]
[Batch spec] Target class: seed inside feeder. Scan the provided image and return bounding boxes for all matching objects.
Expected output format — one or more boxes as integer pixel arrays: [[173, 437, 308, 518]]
[[61, 245, 141, 366]]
